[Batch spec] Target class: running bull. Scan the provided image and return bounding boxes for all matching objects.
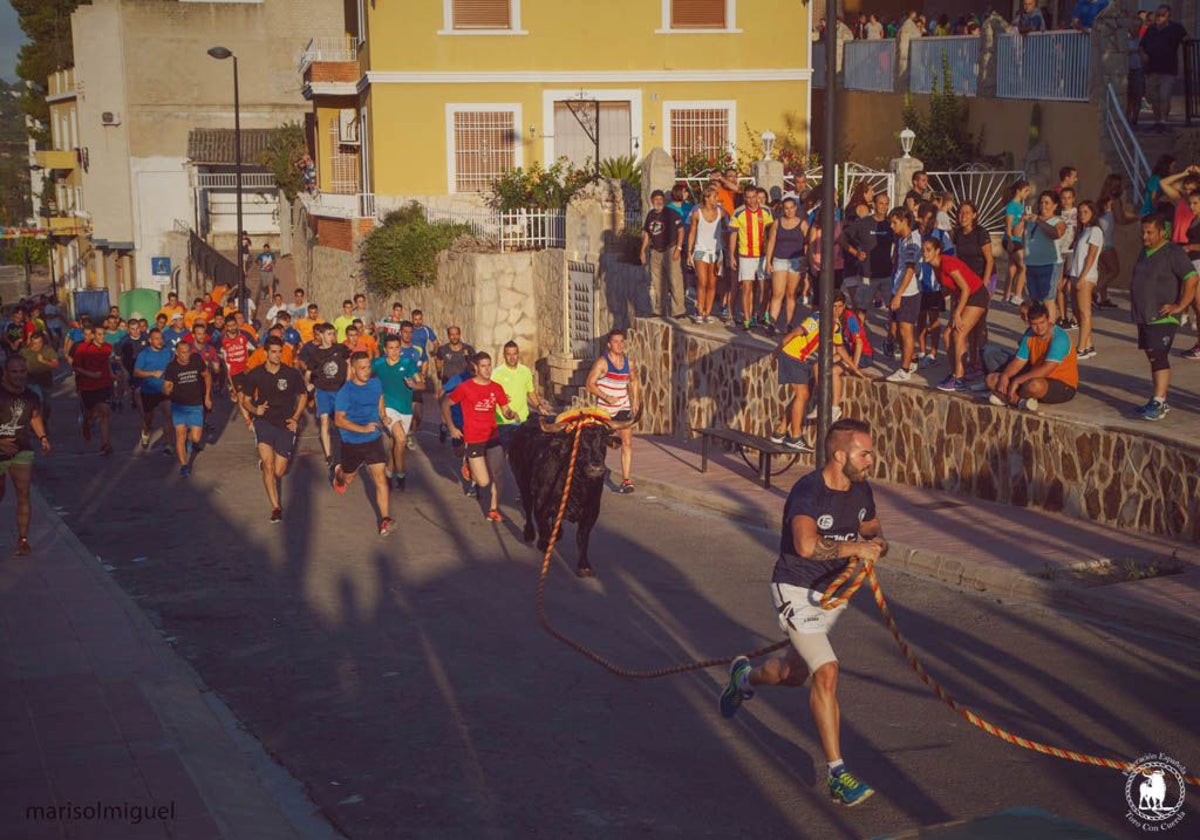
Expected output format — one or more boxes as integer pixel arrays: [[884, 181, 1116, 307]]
[[508, 409, 639, 578]]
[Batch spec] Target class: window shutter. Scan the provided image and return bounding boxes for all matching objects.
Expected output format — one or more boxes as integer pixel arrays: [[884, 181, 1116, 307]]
[[671, 0, 726, 29], [453, 0, 511, 29]]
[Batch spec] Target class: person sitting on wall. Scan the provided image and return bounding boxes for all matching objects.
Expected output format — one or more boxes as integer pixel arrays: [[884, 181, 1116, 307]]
[[985, 301, 1078, 412]]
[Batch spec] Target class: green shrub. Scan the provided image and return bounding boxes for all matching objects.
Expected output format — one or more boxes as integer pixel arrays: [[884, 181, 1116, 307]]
[[258, 122, 308, 202], [901, 56, 980, 170], [485, 159, 595, 211], [360, 202, 472, 294]]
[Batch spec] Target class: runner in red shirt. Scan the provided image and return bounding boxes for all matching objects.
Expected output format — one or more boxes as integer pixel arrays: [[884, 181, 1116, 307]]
[[924, 239, 990, 393], [443, 351, 517, 522], [220, 319, 254, 427], [72, 326, 115, 454]]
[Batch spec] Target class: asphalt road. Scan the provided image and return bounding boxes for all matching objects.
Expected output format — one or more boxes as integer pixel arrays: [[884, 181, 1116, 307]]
[[34, 392, 1199, 839]]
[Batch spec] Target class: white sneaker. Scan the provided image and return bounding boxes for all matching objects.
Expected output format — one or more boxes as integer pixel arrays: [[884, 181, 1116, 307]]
[[885, 368, 912, 383], [1018, 397, 1039, 412], [988, 393, 1006, 406]]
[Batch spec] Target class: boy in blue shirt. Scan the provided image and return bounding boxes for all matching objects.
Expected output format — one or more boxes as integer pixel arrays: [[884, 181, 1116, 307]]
[[333, 352, 394, 535]]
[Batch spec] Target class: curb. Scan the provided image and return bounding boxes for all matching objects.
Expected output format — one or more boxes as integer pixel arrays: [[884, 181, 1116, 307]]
[[635, 475, 1200, 642]]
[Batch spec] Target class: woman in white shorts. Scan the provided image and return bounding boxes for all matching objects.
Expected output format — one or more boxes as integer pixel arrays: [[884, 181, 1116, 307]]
[[763, 197, 807, 336], [1069, 200, 1104, 360], [686, 186, 727, 324]]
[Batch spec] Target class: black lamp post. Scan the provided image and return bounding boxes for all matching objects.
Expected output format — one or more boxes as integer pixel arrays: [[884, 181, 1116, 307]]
[[207, 45, 246, 319], [816, 0, 837, 459]]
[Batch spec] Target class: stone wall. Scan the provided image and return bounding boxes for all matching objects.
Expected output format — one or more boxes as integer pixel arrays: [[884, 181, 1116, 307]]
[[629, 319, 1200, 542]]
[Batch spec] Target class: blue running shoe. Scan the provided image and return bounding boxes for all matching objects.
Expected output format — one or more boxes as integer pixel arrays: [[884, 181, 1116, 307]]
[[180, 465, 191, 478], [829, 768, 875, 807], [1142, 400, 1171, 421], [1134, 399, 1156, 417], [719, 655, 754, 719]]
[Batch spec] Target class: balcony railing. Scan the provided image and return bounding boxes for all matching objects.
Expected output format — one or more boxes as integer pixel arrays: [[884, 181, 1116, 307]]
[[910, 35, 980, 97], [844, 39, 896, 93], [196, 172, 278, 190], [996, 31, 1091, 102], [299, 36, 358, 72]]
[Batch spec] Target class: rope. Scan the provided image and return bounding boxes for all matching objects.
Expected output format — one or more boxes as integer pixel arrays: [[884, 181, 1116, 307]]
[[535, 418, 1200, 786], [535, 418, 788, 679]]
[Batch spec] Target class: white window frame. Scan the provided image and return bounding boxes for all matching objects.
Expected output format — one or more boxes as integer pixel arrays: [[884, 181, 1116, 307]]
[[657, 0, 741, 34], [662, 100, 737, 164], [541, 89, 643, 164], [440, 0, 527, 35], [445, 104, 524, 194]]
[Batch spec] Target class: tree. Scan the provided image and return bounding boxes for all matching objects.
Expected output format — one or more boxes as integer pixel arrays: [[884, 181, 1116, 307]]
[[259, 122, 308, 202], [900, 56, 980, 171], [12, 0, 84, 145]]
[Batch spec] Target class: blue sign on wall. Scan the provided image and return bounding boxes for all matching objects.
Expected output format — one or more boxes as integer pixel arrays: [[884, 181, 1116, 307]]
[[151, 257, 171, 276]]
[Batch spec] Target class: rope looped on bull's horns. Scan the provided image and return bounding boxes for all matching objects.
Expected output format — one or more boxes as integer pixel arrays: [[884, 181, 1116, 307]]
[[534, 417, 1200, 787]]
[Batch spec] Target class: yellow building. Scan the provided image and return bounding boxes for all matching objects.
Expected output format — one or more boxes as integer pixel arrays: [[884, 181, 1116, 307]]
[[35, 67, 94, 293], [302, 0, 814, 234]]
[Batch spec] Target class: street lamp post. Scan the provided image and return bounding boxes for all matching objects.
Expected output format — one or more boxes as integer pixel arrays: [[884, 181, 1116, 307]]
[[207, 46, 246, 319], [816, 0, 838, 459]]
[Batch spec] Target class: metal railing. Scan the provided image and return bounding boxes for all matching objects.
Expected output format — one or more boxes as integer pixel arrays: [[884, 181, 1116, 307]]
[[196, 172, 278, 190], [909, 36, 980, 96], [925, 166, 1026, 234], [1185, 39, 1200, 125], [423, 206, 566, 251], [996, 31, 1091, 102], [1102, 83, 1150, 206], [844, 39, 896, 93], [812, 41, 826, 89], [299, 36, 357, 71]]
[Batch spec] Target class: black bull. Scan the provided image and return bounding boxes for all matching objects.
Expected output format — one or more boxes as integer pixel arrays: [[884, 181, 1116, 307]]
[[507, 419, 618, 577]]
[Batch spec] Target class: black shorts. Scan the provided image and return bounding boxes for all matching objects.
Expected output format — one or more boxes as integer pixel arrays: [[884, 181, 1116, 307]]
[[1137, 322, 1178, 352], [465, 438, 502, 459], [80, 388, 112, 413], [253, 419, 297, 459], [1040, 379, 1077, 405], [920, 291, 946, 313], [1003, 237, 1024, 254], [141, 392, 168, 416], [894, 294, 922, 325], [340, 438, 386, 473], [777, 353, 814, 386], [231, 371, 248, 392], [965, 287, 991, 310]]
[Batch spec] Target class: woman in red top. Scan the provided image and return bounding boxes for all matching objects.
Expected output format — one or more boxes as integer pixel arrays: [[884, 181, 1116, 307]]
[[923, 238, 989, 392], [443, 351, 517, 522]]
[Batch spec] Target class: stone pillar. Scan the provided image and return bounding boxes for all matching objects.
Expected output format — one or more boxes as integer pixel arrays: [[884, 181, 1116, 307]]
[[889, 154, 925, 202], [640, 147, 677, 212], [751, 159, 785, 203]]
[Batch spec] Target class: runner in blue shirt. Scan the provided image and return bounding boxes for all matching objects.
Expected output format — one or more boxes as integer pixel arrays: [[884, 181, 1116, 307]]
[[333, 352, 394, 535], [133, 329, 175, 452]]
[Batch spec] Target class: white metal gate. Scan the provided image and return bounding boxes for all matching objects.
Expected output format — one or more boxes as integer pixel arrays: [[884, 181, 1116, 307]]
[[925, 166, 1025, 233], [568, 260, 596, 358], [786, 164, 895, 209]]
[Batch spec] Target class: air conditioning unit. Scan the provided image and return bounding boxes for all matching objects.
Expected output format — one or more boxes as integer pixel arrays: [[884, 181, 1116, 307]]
[[337, 109, 359, 145], [101, 111, 121, 126]]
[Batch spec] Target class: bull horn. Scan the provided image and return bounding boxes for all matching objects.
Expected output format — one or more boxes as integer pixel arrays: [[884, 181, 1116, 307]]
[[607, 405, 644, 431], [539, 419, 568, 433]]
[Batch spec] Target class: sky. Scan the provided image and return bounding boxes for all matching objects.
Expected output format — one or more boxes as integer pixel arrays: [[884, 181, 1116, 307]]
[[0, 2, 23, 84]]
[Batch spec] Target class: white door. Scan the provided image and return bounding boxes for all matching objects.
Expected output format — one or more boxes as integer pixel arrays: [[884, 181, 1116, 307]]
[[553, 101, 632, 167]]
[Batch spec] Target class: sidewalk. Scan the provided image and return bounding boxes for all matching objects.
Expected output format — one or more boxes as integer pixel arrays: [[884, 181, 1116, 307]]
[[633, 435, 1200, 641], [0, 490, 339, 840]]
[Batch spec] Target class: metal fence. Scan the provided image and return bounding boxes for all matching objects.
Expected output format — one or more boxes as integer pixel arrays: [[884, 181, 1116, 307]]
[[1185, 39, 1200, 125], [909, 36, 980, 97], [196, 172, 278, 190], [844, 39, 896, 93], [1102, 83, 1150, 206], [996, 31, 1091, 102], [925, 167, 1026, 233], [423, 206, 566, 251]]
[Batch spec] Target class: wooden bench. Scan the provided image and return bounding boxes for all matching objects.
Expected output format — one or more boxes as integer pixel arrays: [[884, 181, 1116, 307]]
[[691, 427, 804, 489]]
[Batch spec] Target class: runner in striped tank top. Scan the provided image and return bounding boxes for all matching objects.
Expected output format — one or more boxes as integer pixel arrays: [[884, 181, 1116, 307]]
[[585, 329, 641, 494]]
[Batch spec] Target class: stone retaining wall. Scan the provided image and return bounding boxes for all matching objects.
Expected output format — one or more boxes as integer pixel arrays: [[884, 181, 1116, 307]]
[[628, 319, 1200, 543]]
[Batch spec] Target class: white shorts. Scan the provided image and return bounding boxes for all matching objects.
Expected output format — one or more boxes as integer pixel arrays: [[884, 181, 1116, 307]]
[[692, 249, 722, 264], [771, 582, 846, 672], [771, 257, 802, 274], [738, 256, 766, 282], [384, 408, 412, 433]]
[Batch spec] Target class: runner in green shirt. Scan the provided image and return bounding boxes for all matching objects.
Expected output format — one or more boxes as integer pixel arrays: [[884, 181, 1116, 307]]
[[492, 340, 549, 449], [371, 333, 423, 489]]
